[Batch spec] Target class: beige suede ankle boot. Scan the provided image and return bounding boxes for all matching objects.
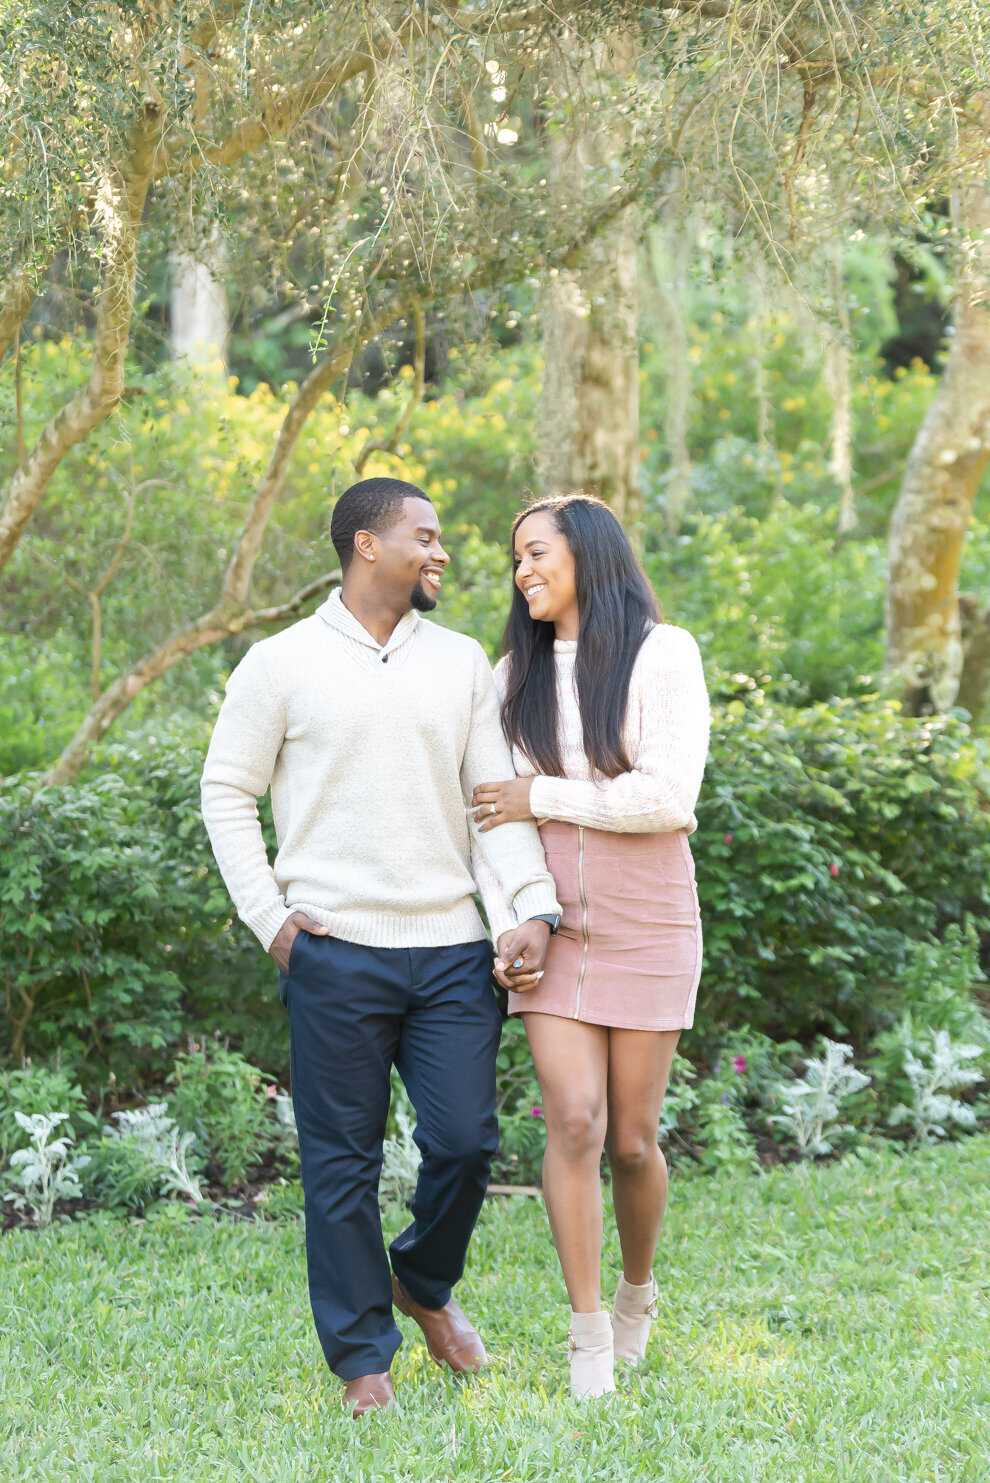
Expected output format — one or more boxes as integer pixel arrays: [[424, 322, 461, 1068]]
[[611, 1274, 659, 1364], [567, 1310, 615, 1398]]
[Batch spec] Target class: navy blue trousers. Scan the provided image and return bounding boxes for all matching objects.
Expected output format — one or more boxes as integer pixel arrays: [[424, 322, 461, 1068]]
[[282, 931, 501, 1381]]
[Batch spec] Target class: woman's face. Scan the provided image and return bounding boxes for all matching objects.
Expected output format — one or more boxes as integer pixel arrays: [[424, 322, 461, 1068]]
[[513, 510, 579, 633]]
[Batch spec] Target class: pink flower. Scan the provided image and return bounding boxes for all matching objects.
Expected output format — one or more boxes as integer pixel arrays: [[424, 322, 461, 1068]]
[[530, 1105, 544, 1118], [265, 1084, 278, 1101], [830, 863, 840, 877], [723, 832, 734, 845], [731, 1055, 747, 1075]]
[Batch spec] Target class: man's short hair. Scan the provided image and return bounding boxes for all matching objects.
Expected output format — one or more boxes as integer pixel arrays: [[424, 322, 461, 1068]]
[[330, 478, 432, 572]]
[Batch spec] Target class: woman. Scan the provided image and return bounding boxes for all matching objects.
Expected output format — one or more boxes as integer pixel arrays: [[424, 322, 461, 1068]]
[[472, 494, 709, 1398]]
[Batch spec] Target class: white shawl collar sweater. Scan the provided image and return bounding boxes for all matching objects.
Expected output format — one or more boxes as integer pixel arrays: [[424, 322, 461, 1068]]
[[200, 589, 560, 951]]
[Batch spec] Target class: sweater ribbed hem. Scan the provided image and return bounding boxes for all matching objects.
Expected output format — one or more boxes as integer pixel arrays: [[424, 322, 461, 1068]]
[[256, 898, 490, 950], [245, 898, 295, 953]]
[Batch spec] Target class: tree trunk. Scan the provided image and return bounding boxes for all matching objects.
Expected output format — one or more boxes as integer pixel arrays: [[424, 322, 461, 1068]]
[[884, 210, 990, 709], [957, 596, 990, 725], [170, 235, 229, 367], [539, 28, 641, 531]]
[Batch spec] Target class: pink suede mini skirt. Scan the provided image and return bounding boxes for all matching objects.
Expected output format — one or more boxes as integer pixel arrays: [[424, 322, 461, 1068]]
[[508, 820, 703, 1031]]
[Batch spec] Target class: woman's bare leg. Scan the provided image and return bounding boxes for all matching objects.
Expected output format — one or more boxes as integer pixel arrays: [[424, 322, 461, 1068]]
[[605, 1029, 681, 1283], [521, 1013, 609, 1313]]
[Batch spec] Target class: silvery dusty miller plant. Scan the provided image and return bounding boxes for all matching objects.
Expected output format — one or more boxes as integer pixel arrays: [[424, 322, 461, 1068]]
[[108, 1103, 204, 1202], [273, 1092, 297, 1147], [379, 1102, 421, 1217], [771, 1040, 870, 1159], [5, 1111, 91, 1227], [888, 1030, 984, 1144]]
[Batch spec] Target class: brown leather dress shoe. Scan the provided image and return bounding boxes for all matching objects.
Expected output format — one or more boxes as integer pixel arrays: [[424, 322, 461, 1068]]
[[341, 1370, 396, 1417], [391, 1274, 488, 1374]]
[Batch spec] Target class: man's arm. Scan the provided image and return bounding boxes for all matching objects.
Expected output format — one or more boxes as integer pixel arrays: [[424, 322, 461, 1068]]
[[200, 644, 296, 952], [460, 647, 560, 920]]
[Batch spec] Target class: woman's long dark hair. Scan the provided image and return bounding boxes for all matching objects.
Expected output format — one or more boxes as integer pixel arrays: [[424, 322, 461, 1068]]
[[500, 494, 661, 779]]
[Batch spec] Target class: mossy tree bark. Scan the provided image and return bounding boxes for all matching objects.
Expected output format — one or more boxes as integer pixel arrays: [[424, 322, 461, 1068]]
[[539, 28, 641, 532], [884, 115, 990, 714]]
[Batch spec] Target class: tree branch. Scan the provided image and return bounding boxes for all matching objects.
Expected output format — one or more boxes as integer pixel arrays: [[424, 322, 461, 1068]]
[[39, 302, 402, 785], [155, 42, 379, 179], [241, 570, 342, 627], [0, 107, 162, 577]]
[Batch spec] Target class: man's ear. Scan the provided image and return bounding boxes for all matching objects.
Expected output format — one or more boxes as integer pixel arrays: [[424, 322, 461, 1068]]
[[353, 529, 377, 564]]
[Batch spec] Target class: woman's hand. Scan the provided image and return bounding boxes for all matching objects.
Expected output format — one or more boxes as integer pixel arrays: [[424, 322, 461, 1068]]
[[471, 776, 535, 831]]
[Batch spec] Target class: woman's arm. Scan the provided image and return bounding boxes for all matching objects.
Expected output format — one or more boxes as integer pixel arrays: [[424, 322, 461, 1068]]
[[528, 626, 710, 834]]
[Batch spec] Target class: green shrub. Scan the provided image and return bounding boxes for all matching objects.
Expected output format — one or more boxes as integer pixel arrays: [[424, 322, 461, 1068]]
[[692, 690, 990, 1048], [168, 1038, 272, 1187], [867, 925, 989, 1121], [645, 504, 887, 701], [84, 1129, 168, 1215], [692, 1060, 760, 1175], [492, 1016, 545, 1185], [0, 767, 215, 1079], [0, 1062, 99, 1165], [85, 1104, 205, 1214], [0, 737, 281, 1086]]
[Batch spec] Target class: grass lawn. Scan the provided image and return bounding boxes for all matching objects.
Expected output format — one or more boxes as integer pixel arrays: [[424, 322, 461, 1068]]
[[2, 1138, 989, 1482]]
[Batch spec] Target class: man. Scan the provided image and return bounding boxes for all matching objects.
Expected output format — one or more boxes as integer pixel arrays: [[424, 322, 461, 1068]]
[[201, 477, 560, 1416]]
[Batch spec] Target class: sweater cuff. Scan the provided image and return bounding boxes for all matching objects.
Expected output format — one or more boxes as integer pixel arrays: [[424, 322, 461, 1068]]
[[528, 774, 566, 820], [243, 897, 294, 953], [512, 880, 562, 924]]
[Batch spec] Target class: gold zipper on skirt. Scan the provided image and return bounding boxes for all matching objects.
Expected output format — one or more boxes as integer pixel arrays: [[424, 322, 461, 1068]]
[[574, 825, 589, 1019]]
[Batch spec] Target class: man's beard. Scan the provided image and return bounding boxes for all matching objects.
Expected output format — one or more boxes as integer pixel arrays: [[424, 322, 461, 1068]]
[[410, 576, 437, 612]]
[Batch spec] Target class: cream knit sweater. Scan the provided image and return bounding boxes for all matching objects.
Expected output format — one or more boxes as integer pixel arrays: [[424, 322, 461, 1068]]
[[200, 590, 560, 951], [473, 623, 709, 923]]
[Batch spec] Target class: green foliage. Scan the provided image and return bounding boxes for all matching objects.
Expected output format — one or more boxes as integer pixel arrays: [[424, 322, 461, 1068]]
[[657, 1052, 700, 1144], [84, 1128, 169, 1216], [85, 1103, 205, 1214], [0, 1061, 98, 1165], [0, 729, 281, 1083], [640, 254, 940, 538], [493, 1015, 545, 1185], [692, 1060, 759, 1176], [0, 749, 264, 1081], [646, 504, 887, 701], [867, 924, 990, 1128], [692, 691, 990, 1047], [0, 634, 86, 775], [168, 1038, 272, 1188]]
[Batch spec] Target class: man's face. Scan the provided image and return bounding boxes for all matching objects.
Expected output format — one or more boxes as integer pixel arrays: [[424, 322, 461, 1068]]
[[374, 498, 449, 612]]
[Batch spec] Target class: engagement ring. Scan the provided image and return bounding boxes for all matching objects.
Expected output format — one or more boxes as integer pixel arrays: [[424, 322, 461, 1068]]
[[489, 803, 497, 815]]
